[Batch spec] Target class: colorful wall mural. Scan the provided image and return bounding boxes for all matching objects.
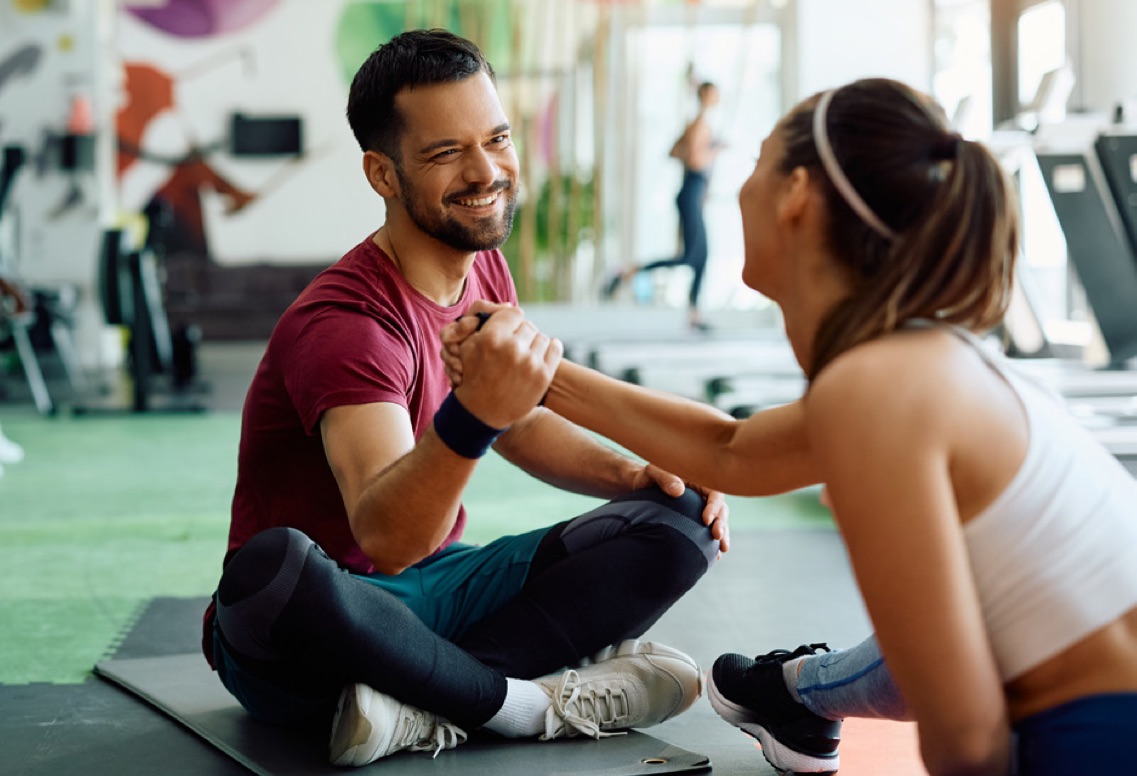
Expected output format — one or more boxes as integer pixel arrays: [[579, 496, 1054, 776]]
[[1, 0, 603, 344], [114, 0, 553, 271], [125, 0, 281, 39]]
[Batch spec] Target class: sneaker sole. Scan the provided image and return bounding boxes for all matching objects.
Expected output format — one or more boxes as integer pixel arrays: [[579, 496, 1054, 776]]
[[706, 672, 838, 775], [329, 684, 392, 766]]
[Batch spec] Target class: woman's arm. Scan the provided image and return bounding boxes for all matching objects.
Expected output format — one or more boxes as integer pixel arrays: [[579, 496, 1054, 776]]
[[544, 360, 818, 497], [441, 308, 815, 497], [806, 346, 1012, 776]]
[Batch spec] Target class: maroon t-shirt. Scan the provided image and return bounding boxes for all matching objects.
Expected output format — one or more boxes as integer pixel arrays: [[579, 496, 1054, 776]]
[[227, 234, 518, 574]]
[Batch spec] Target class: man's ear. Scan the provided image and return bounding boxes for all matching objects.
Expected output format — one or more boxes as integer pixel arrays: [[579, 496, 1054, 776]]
[[363, 150, 398, 198]]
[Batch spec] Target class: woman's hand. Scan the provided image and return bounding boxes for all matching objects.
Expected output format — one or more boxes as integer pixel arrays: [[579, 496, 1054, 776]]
[[440, 300, 516, 388], [439, 302, 562, 429], [632, 462, 731, 555]]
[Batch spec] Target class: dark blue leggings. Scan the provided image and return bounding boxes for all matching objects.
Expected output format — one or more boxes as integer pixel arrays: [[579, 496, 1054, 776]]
[[638, 169, 709, 307], [1014, 693, 1137, 775], [210, 486, 717, 732]]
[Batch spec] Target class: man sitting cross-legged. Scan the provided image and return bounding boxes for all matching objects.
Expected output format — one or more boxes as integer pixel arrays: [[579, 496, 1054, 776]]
[[200, 28, 729, 767]]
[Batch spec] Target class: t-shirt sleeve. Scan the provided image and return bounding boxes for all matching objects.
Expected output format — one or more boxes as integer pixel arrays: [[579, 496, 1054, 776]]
[[285, 306, 414, 435]]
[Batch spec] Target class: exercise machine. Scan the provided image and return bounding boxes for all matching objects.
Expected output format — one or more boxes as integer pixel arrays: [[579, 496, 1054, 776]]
[[74, 219, 206, 415], [1033, 119, 1137, 367]]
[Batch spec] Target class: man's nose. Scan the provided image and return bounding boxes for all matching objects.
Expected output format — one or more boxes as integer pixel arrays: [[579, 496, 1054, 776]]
[[462, 146, 500, 185]]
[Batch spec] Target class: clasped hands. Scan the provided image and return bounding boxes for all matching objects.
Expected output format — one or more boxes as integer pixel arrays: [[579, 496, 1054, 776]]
[[440, 300, 731, 554], [440, 301, 561, 430]]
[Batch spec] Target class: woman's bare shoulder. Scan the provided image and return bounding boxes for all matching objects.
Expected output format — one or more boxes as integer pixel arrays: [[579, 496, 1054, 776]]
[[806, 330, 971, 433]]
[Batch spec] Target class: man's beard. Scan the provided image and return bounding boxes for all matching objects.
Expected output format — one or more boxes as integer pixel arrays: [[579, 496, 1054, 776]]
[[397, 168, 517, 252]]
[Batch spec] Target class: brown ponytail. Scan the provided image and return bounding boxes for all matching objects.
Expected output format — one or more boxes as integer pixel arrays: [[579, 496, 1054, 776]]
[[777, 79, 1019, 381]]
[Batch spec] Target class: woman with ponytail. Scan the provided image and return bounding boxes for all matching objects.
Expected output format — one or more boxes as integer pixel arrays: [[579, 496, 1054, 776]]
[[444, 77, 1137, 775]]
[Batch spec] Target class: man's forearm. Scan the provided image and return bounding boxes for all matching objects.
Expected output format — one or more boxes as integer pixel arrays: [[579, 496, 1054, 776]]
[[493, 407, 641, 500]]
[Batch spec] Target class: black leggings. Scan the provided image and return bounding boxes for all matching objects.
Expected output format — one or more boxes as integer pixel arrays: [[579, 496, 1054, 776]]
[[638, 169, 709, 307], [212, 486, 717, 731]]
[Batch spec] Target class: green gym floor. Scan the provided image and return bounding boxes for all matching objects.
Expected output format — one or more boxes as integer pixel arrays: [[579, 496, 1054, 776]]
[[1, 334, 908, 774], [0, 389, 832, 686]]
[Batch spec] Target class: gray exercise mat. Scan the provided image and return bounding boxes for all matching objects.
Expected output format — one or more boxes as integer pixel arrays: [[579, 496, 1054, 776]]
[[94, 654, 712, 776]]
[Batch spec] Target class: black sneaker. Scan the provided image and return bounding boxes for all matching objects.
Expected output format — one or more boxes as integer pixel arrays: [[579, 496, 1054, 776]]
[[707, 644, 841, 775]]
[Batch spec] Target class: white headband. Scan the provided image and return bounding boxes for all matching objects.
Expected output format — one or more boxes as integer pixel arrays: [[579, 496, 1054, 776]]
[[813, 89, 898, 241]]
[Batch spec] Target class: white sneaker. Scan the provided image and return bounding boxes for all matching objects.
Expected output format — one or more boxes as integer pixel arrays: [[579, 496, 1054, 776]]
[[328, 683, 467, 766], [536, 641, 703, 741]]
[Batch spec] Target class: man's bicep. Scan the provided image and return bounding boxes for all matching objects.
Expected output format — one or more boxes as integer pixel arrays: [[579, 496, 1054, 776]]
[[320, 402, 416, 517]]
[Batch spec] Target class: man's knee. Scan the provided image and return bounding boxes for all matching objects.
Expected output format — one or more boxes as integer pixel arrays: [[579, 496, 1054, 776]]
[[622, 485, 720, 570], [218, 527, 311, 606], [215, 527, 318, 662], [615, 484, 703, 517], [668, 486, 708, 525], [561, 486, 720, 568]]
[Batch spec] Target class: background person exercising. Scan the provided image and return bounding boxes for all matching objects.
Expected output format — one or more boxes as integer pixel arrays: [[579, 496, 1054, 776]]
[[202, 29, 728, 768], [604, 81, 724, 331]]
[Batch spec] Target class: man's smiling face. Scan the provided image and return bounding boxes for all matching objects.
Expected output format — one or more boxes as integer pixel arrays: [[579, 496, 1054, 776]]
[[391, 72, 519, 251]]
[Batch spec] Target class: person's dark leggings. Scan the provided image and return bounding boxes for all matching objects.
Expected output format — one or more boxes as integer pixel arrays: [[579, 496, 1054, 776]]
[[211, 486, 718, 733], [1014, 693, 1137, 775], [638, 169, 710, 307]]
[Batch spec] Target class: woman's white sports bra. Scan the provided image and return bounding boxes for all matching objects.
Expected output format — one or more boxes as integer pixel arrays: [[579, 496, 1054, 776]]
[[918, 322, 1137, 680]]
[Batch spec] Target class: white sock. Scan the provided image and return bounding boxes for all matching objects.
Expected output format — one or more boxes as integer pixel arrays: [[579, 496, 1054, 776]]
[[782, 656, 806, 704], [481, 678, 551, 738]]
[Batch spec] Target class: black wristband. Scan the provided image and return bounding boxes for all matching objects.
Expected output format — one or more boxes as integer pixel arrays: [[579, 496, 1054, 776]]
[[433, 392, 504, 458], [454, 311, 494, 329]]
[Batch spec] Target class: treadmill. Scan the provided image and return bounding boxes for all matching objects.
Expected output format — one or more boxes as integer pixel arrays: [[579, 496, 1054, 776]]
[[1033, 119, 1137, 368], [1031, 119, 1137, 473]]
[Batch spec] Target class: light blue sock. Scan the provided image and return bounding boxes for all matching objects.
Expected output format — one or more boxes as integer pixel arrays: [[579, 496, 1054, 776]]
[[795, 636, 911, 721]]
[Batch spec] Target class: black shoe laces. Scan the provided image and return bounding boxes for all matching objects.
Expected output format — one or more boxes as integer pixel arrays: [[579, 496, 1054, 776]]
[[748, 643, 831, 672]]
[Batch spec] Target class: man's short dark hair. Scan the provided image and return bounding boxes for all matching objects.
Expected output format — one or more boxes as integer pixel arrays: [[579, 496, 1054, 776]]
[[346, 29, 496, 159]]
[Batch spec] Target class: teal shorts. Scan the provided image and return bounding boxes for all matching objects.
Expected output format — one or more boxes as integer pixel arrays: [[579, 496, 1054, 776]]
[[351, 526, 548, 641]]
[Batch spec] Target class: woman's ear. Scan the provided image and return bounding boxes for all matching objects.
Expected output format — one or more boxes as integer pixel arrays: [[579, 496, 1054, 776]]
[[363, 150, 397, 198], [778, 166, 812, 225]]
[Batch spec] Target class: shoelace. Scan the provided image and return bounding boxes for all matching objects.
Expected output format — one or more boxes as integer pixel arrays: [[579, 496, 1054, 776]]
[[401, 714, 468, 759], [749, 643, 831, 672], [541, 669, 630, 740]]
